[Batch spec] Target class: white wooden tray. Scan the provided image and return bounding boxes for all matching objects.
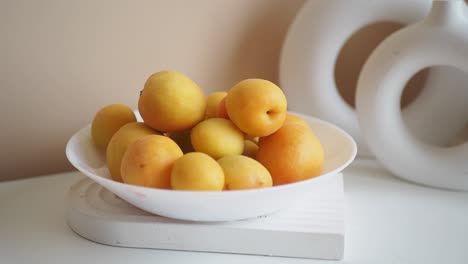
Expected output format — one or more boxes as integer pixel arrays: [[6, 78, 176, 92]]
[[67, 173, 345, 260]]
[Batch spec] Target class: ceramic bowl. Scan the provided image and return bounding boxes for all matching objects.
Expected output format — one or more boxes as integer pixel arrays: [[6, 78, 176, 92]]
[[66, 112, 356, 221]]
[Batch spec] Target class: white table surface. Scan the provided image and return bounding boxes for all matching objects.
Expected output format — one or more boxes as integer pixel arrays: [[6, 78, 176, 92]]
[[1, 160, 467, 264]]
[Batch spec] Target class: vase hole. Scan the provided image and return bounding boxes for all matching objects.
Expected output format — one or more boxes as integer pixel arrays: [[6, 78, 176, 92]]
[[402, 66, 468, 148], [334, 21, 427, 109]]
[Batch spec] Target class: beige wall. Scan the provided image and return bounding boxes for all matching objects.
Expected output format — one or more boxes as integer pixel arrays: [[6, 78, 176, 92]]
[[1, 0, 305, 180], [1, 0, 439, 181]]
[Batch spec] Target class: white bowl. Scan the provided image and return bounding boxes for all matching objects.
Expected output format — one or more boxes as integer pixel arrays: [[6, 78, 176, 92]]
[[66, 112, 356, 221]]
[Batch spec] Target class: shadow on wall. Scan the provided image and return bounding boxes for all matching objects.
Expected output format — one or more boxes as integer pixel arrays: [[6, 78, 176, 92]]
[[228, 2, 304, 85], [199, 0, 306, 91]]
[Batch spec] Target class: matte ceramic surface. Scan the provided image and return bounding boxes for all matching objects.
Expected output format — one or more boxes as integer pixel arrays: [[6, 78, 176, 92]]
[[280, 0, 468, 158], [280, 0, 432, 158], [66, 112, 356, 221], [356, 0, 468, 191]]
